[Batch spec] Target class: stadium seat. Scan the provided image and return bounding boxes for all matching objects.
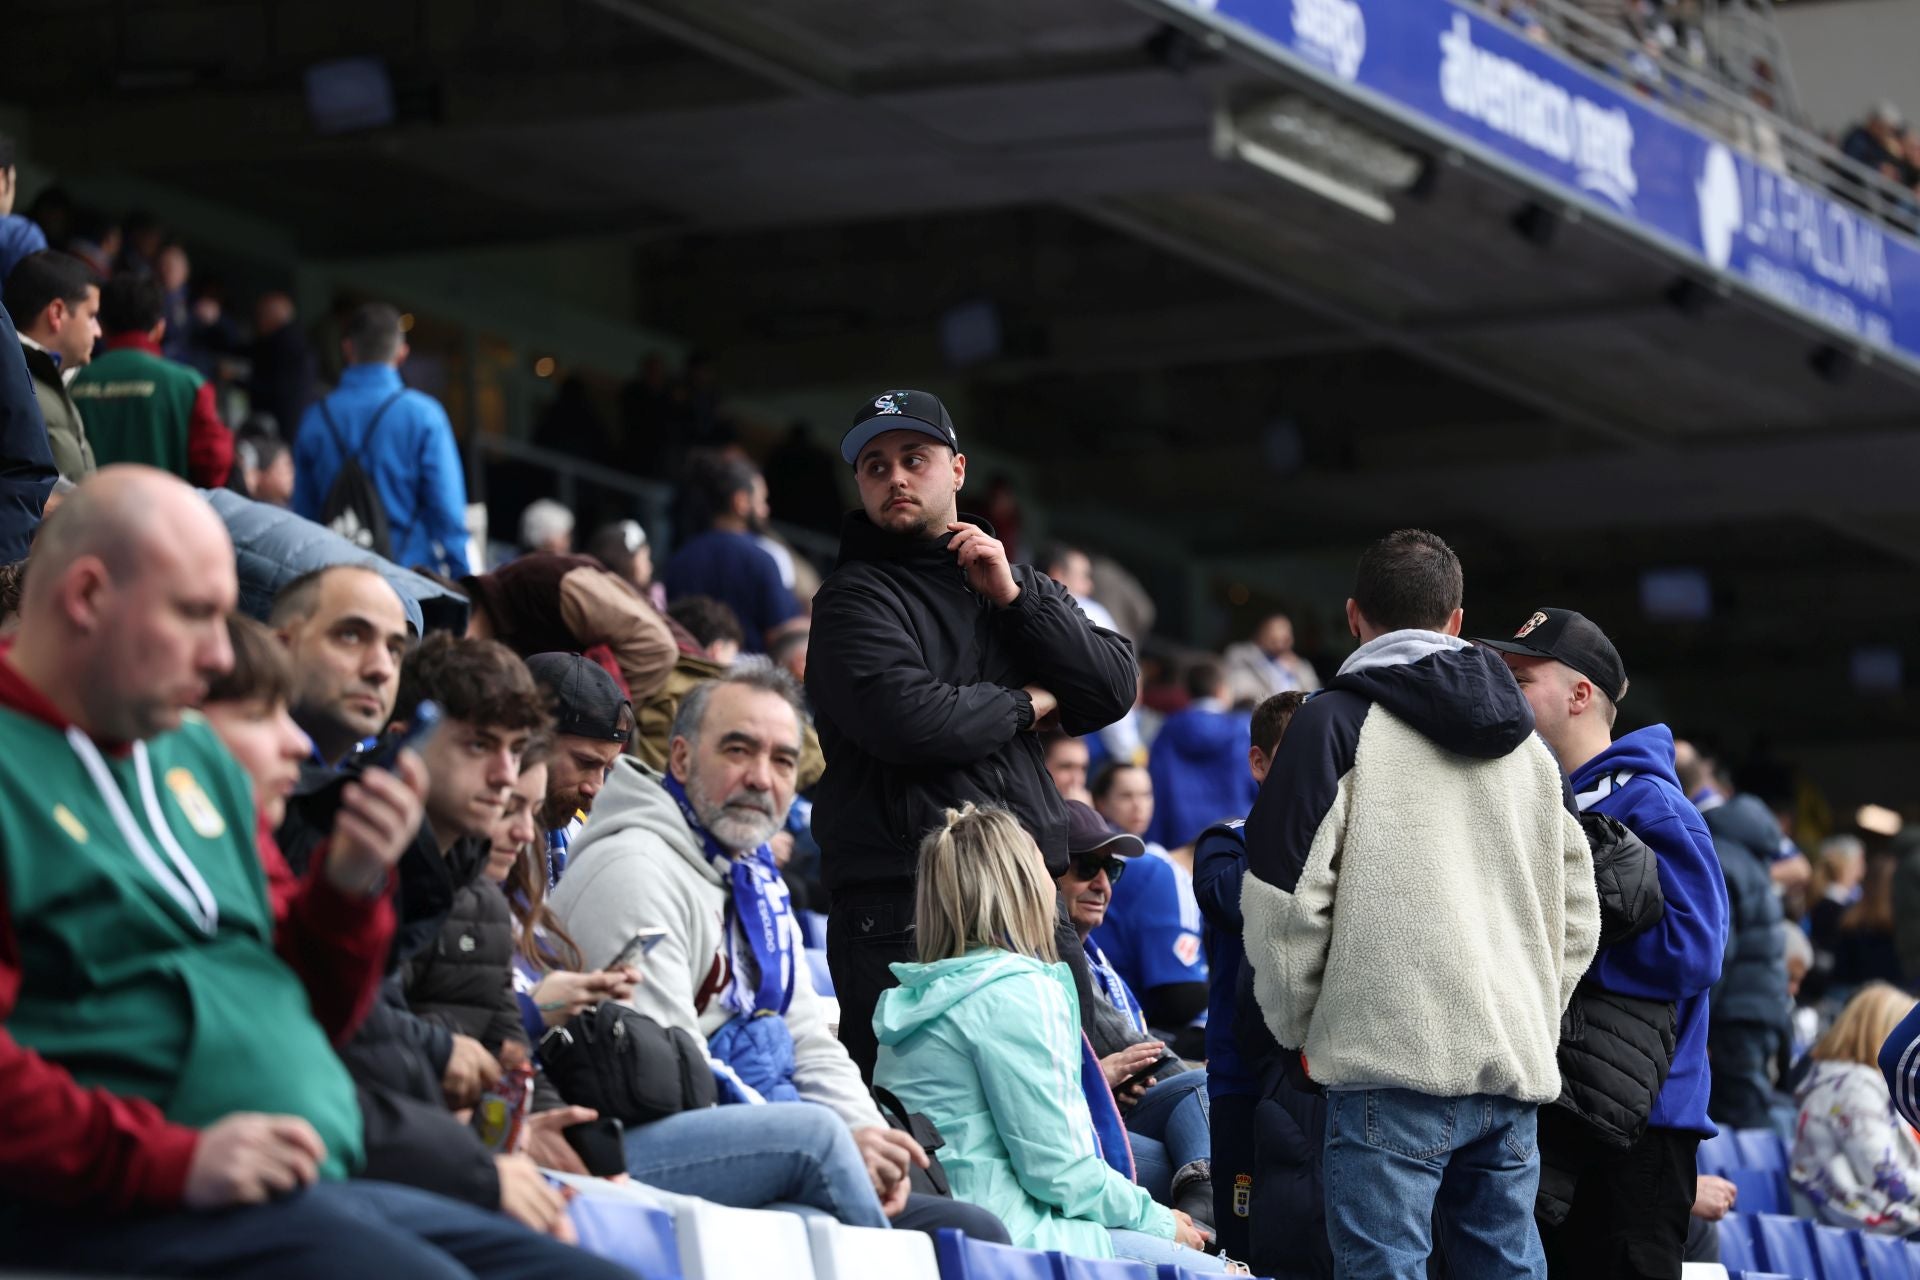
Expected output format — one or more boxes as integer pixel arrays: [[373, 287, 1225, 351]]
[[806, 949, 836, 997], [1753, 1214, 1818, 1280], [1154, 1266, 1221, 1280], [796, 909, 829, 950], [934, 1229, 1057, 1280], [1700, 1131, 1740, 1176], [805, 1217, 938, 1280], [1860, 1231, 1916, 1280], [1906, 1240, 1920, 1280], [1738, 1273, 1796, 1280], [1681, 1266, 1731, 1280], [1052, 1256, 1155, 1280], [1726, 1168, 1792, 1216], [1719, 1214, 1761, 1275], [677, 1201, 816, 1280], [1734, 1128, 1791, 1172], [1813, 1224, 1868, 1280], [569, 1197, 684, 1278]]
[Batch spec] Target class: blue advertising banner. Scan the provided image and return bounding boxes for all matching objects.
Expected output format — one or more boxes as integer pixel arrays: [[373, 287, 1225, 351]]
[[1182, 0, 1920, 364]]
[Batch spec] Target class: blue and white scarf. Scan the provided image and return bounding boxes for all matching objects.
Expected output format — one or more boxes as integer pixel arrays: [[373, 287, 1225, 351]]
[[661, 773, 796, 1016], [1084, 936, 1146, 1035]]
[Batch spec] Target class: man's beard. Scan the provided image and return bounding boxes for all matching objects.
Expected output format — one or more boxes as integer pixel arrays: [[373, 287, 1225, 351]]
[[688, 773, 784, 851], [540, 791, 585, 831]]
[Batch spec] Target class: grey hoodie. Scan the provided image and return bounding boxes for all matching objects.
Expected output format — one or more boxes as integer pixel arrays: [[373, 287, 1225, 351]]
[[549, 757, 882, 1131]]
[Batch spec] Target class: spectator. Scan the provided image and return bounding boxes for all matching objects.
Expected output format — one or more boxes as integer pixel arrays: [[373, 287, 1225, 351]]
[[0, 283, 55, 562], [769, 623, 808, 684], [874, 804, 1228, 1271], [184, 277, 242, 382], [1191, 690, 1306, 1268], [114, 210, 164, 278], [522, 652, 631, 886], [1483, 607, 1726, 1277], [535, 374, 610, 462], [0, 469, 613, 1277], [0, 133, 46, 282], [762, 419, 844, 536], [1833, 853, 1903, 989], [616, 352, 674, 477], [1146, 660, 1258, 854], [1060, 801, 1216, 1232], [156, 242, 192, 363], [70, 274, 233, 487], [519, 498, 574, 556], [661, 453, 799, 653], [0, 559, 22, 633], [64, 207, 119, 280], [1243, 529, 1599, 1280], [1223, 612, 1321, 705], [1041, 542, 1144, 767], [1843, 102, 1909, 185], [551, 662, 1008, 1242], [1677, 742, 1793, 1132], [1087, 760, 1208, 1057], [236, 425, 295, 506], [269, 565, 411, 769], [584, 519, 662, 610], [1894, 824, 1920, 986], [1042, 729, 1092, 806], [668, 595, 744, 666], [5, 250, 99, 479], [1793, 983, 1920, 1235], [807, 389, 1137, 1076], [248, 291, 316, 443], [293, 302, 468, 576]]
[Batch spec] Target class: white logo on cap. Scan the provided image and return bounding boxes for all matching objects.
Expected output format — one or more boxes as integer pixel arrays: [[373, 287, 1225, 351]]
[[1515, 611, 1549, 638], [873, 392, 907, 415]]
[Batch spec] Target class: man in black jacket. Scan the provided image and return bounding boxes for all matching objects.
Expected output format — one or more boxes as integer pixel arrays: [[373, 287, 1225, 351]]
[[0, 295, 55, 561], [807, 390, 1138, 1074]]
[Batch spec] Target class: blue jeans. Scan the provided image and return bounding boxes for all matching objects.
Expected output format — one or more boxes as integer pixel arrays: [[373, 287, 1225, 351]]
[[0, 1180, 636, 1279], [1323, 1088, 1545, 1280], [1127, 1067, 1211, 1202], [1111, 1227, 1231, 1271], [621, 1102, 889, 1228]]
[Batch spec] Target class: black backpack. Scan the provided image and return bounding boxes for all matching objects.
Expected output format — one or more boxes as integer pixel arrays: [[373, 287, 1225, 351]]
[[316, 389, 406, 558], [538, 1002, 717, 1127]]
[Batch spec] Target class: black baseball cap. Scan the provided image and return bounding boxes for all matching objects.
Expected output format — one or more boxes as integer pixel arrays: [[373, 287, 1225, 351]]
[[1476, 608, 1630, 704], [841, 390, 960, 465], [526, 652, 633, 744], [1064, 799, 1145, 860]]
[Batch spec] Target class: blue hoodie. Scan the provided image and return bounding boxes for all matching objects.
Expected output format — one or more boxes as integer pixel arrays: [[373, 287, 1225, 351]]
[[1569, 724, 1728, 1135], [1146, 704, 1258, 850]]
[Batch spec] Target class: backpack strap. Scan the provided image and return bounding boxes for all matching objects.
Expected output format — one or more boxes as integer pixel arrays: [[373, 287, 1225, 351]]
[[318, 389, 408, 461]]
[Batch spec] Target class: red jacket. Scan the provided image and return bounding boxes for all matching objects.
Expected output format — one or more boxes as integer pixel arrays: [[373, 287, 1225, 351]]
[[0, 652, 394, 1210]]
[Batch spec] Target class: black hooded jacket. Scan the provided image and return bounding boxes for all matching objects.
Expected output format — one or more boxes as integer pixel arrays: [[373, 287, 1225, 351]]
[[806, 511, 1137, 895]]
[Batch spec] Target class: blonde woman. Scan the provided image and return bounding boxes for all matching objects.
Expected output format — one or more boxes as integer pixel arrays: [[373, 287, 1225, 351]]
[[1791, 982, 1920, 1236], [872, 804, 1234, 1272]]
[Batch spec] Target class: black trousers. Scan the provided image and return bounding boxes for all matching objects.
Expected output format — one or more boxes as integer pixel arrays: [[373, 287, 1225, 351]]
[[1211, 1091, 1257, 1261], [1540, 1116, 1700, 1280]]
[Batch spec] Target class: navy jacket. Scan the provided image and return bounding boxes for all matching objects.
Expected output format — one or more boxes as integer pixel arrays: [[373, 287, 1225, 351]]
[[1193, 820, 1253, 1099], [1570, 726, 1727, 1135], [1703, 794, 1792, 1030], [0, 303, 53, 561]]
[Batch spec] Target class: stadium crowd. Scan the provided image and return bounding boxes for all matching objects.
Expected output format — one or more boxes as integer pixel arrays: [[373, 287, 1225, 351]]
[[5, 137, 1920, 1280]]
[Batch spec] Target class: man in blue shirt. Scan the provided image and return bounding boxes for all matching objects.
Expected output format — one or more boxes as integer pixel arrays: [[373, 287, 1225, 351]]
[[292, 303, 471, 577], [661, 453, 799, 653], [1483, 607, 1728, 1280]]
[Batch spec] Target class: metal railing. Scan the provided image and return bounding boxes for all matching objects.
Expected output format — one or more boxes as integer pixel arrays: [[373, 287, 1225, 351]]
[[1474, 0, 1920, 240]]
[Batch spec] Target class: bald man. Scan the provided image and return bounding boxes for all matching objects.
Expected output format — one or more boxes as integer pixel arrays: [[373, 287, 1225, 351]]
[[0, 468, 622, 1278]]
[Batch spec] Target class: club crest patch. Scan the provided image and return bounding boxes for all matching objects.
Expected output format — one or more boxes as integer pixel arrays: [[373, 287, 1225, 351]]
[[1515, 610, 1549, 638], [52, 804, 88, 844], [1233, 1173, 1252, 1217], [166, 767, 227, 839], [1173, 931, 1201, 967]]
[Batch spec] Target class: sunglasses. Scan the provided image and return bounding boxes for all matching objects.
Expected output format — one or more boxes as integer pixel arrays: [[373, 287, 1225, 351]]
[[1069, 853, 1126, 885]]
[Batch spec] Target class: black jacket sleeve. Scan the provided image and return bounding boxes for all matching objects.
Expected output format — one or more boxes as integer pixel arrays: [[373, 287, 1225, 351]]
[[993, 570, 1138, 736], [1244, 691, 1367, 894], [808, 578, 1030, 766], [341, 974, 456, 1101], [355, 1084, 502, 1210], [1581, 813, 1667, 951], [0, 307, 54, 562], [1193, 823, 1248, 935]]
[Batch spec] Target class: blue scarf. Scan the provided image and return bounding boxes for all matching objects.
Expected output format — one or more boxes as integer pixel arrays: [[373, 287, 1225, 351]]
[[661, 773, 796, 1017], [1084, 937, 1147, 1034], [546, 821, 573, 889]]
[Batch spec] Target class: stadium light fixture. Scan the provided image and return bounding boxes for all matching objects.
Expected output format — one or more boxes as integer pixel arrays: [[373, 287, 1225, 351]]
[[1214, 97, 1426, 226]]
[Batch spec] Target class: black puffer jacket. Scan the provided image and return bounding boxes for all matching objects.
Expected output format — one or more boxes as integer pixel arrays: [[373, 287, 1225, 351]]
[[1704, 794, 1790, 1027], [806, 512, 1137, 894], [403, 852, 525, 1056], [1537, 813, 1676, 1226]]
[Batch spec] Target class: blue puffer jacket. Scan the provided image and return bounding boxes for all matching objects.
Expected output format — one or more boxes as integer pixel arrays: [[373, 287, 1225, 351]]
[[707, 1012, 801, 1104], [203, 488, 470, 636], [1703, 794, 1791, 1029]]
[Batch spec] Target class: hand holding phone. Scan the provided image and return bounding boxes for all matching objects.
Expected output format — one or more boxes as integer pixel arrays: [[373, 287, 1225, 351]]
[[610, 928, 669, 973]]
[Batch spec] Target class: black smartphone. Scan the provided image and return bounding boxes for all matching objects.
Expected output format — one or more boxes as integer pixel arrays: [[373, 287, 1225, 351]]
[[1118, 1056, 1178, 1094], [563, 1116, 627, 1178]]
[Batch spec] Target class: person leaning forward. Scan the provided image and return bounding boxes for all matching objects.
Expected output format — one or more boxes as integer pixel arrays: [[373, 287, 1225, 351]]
[[805, 389, 1138, 1076]]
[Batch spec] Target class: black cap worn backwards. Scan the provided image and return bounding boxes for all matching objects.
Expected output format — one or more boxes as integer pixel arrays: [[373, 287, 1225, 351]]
[[525, 652, 634, 744], [1475, 608, 1630, 704], [841, 389, 960, 465]]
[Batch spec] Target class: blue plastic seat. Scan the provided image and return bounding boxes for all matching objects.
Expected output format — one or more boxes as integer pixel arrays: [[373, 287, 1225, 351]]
[[1734, 1128, 1791, 1173], [935, 1230, 1057, 1280], [1754, 1214, 1818, 1280], [1700, 1130, 1741, 1176], [1860, 1231, 1916, 1280], [1905, 1239, 1920, 1280], [1152, 1267, 1215, 1280], [1813, 1224, 1868, 1280], [1052, 1256, 1155, 1280], [1726, 1167, 1792, 1217], [569, 1198, 684, 1279], [1739, 1273, 1796, 1280], [1720, 1213, 1761, 1275]]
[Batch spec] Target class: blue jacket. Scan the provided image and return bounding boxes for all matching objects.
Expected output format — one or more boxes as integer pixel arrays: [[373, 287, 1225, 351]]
[[661, 529, 799, 653], [0, 302, 54, 561], [292, 364, 470, 576], [1146, 704, 1258, 850], [0, 215, 47, 286], [1570, 725, 1728, 1136], [1193, 820, 1253, 1098], [1088, 847, 1206, 1016]]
